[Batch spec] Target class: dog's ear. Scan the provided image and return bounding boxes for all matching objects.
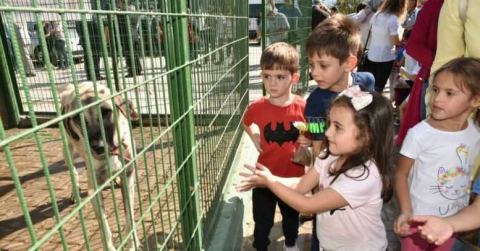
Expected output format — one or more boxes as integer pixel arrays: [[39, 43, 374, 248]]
[[114, 96, 139, 121], [56, 83, 75, 107]]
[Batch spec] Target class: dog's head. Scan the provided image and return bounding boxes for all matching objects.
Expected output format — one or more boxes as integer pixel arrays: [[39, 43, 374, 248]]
[[58, 82, 139, 160]]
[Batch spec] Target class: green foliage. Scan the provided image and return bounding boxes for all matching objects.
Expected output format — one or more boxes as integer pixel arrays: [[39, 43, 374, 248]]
[[335, 0, 363, 14]]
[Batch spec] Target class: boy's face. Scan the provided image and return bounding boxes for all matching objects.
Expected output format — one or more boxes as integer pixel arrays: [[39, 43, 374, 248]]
[[308, 53, 355, 92], [261, 68, 299, 100]]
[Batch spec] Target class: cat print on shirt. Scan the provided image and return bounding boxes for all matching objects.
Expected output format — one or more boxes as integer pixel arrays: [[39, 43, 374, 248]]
[[430, 144, 471, 216]]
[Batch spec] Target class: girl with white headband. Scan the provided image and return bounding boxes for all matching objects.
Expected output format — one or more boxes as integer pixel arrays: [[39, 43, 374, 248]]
[[237, 86, 395, 250]]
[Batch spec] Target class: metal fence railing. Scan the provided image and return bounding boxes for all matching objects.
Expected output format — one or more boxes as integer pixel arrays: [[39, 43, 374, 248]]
[[248, 0, 312, 99], [0, 0, 248, 250]]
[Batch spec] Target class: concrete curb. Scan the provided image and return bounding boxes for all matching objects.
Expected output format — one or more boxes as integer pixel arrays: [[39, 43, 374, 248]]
[[205, 133, 259, 251]]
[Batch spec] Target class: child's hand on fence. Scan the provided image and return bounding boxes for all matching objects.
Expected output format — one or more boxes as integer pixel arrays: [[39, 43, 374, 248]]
[[411, 215, 454, 245], [298, 134, 311, 148], [394, 212, 413, 236], [252, 133, 263, 153]]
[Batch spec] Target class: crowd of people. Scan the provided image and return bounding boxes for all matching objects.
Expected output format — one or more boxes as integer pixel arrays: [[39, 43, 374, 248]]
[[237, 0, 480, 250]]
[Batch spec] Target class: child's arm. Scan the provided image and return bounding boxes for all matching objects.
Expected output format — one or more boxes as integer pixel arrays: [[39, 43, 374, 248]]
[[398, 55, 405, 67], [411, 195, 480, 245], [400, 67, 417, 82], [238, 164, 347, 214], [297, 134, 311, 148], [311, 141, 324, 160], [242, 122, 263, 153], [394, 155, 415, 236], [268, 177, 348, 214], [236, 163, 319, 194]]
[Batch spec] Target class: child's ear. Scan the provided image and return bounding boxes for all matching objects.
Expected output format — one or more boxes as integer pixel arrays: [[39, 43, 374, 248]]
[[471, 95, 480, 108], [291, 73, 300, 84], [344, 56, 358, 72]]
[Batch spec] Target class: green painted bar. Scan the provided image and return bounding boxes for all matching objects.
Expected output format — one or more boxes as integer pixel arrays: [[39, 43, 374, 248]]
[[0, 0, 263, 250]]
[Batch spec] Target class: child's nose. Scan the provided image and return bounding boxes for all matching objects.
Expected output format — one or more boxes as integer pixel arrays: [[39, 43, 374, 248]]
[[433, 92, 443, 102], [325, 126, 332, 138]]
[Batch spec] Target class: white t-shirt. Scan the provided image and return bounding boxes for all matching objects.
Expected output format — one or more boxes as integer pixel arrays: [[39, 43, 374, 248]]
[[401, 119, 480, 217], [349, 9, 374, 47], [315, 155, 387, 251], [367, 12, 401, 62]]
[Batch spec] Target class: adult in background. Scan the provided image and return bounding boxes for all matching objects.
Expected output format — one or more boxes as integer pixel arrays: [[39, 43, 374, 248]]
[[361, 0, 407, 93], [75, 0, 105, 80], [348, 0, 384, 47], [259, 3, 290, 46], [395, 0, 444, 147], [118, 0, 142, 77], [431, 0, 480, 87], [278, 0, 303, 44], [34, 21, 55, 69], [40, 21, 54, 58], [402, 0, 419, 32], [51, 21, 68, 70], [12, 23, 36, 77], [311, 0, 329, 31]]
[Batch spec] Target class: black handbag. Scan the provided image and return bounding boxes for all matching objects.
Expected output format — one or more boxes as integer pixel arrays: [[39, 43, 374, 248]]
[[357, 26, 371, 72]]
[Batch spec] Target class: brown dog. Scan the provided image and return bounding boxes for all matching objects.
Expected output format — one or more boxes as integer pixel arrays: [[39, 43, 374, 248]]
[[58, 82, 140, 251]]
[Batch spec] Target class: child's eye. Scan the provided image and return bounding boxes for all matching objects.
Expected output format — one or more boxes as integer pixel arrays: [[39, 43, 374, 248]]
[[446, 91, 454, 96], [432, 87, 439, 93], [320, 65, 328, 69], [262, 75, 270, 79], [278, 75, 285, 80]]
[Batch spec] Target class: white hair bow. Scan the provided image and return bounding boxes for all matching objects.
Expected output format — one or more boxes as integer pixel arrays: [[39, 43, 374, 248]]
[[339, 85, 372, 110]]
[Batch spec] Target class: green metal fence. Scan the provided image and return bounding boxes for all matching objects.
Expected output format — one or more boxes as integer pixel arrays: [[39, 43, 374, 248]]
[[248, 0, 312, 97], [0, 0, 248, 250]]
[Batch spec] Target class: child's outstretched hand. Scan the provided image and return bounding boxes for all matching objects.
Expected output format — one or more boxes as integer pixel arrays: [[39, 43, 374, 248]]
[[411, 215, 454, 245], [235, 163, 274, 192], [252, 133, 263, 154], [394, 212, 413, 236], [298, 134, 311, 148]]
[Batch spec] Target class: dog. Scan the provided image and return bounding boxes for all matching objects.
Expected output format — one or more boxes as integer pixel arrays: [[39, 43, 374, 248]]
[[58, 82, 140, 251]]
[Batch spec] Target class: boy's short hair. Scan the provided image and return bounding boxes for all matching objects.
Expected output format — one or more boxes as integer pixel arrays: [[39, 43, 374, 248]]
[[306, 15, 362, 64], [260, 42, 300, 74], [433, 57, 480, 97]]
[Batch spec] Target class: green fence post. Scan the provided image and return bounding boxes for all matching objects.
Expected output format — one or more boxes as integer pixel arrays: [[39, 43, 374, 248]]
[[0, 13, 21, 128], [165, 0, 203, 250], [261, 0, 267, 96]]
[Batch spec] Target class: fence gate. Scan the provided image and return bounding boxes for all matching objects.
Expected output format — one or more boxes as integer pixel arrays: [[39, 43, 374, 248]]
[[0, 0, 249, 250]]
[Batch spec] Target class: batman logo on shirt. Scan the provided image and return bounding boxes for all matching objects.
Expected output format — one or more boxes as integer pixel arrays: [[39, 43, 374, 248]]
[[264, 122, 299, 147]]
